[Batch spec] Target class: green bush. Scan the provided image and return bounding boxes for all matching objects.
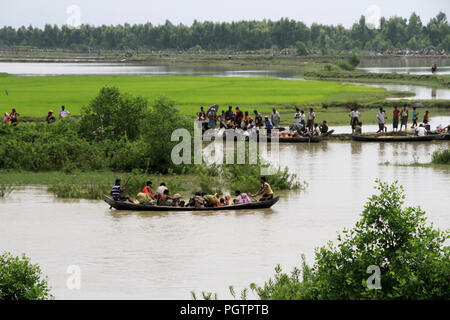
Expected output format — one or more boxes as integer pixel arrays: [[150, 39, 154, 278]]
[[0, 252, 53, 300], [250, 181, 450, 300]]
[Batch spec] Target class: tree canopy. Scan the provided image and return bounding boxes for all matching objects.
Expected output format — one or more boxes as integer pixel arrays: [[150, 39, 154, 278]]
[[0, 12, 448, 52]]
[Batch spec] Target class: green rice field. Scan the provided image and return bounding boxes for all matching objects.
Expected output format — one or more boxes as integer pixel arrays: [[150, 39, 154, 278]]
[[0, 74, 402, 118]]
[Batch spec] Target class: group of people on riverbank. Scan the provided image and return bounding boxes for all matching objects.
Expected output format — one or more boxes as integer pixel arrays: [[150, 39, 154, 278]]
[[349, 105, 447, 136], [197, 105, 331, 138], [111, 177, 274, 207], [2, 105, 70, 125]]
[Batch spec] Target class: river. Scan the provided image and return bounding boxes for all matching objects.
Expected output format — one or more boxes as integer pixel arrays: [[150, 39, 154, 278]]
[[1, 140, 449, 299], [1, 60, 450, 100]]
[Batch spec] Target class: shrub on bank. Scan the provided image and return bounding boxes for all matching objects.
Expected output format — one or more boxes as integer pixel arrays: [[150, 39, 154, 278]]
[[0, 252, 53, 300], [238, 181, 450, 300]]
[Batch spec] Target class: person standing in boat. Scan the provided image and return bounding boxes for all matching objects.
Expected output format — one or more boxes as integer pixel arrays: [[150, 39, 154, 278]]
[[307, 108, 315, 132], [235, 107, 244, 128], [411, 107, 419, 128], [393, 106, 400, 132], [377, 107, 387, 133], [264, 116, 273, 136], [111, 179, 133, 203], [400, 105, 408, 131], [271, 108, 280, 127], [294, 107, 301, 124], [254, 110, 263, 128], [207, 107, 217, 129], [252, 176, 274, 202]]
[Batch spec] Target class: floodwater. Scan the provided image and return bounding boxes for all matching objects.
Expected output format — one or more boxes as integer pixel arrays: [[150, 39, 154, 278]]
[[1, 141, 449, 299], [358, 56, 450, 75], [1, 61, 450, 100]]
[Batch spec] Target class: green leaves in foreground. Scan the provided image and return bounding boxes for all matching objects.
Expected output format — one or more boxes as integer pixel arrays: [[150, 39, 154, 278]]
[[243, 180, 450, 300], [0, 252, 53, 300]]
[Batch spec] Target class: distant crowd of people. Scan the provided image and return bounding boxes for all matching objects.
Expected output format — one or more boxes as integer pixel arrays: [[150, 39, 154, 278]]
[[2, 105, 70, 125], [350, 105, 450, 136], [196, 105, 332, 138]]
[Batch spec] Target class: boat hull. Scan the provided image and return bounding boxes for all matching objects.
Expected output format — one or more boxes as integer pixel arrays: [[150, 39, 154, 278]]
[[104, 195, 280, 211], [351, 135, 435, 142]]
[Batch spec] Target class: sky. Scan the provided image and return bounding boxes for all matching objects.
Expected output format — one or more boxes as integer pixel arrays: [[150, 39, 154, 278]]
[[0, 0, 448, 28]]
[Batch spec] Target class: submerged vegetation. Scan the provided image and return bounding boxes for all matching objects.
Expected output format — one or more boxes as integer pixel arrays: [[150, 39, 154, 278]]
[[431, 147, 450, 164]]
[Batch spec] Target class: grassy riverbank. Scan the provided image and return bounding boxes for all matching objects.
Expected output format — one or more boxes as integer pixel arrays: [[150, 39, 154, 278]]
[[0, 73, 412, 118]]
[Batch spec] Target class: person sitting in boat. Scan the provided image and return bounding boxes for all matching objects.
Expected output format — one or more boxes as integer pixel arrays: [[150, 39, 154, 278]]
[[171, 194, 182, 207], [224, 194, 233, 206], [254, 110, 263, 128], [111, 179, 133, 203], [219, 198, 225, 207], [312, 123, 320, 136], [157, 189, 172, 206], [354, 122, 363, 135], [186, 196, 196, 208], [156, 183, 168, 196], [192, 192, 205, 208], [136, 192, 153, 205], [319, 121, 329, 135], [234, 190, 251, 204], [251, 176, 274, 202], [204, 193, 220, 207], [415, 124, 427, 137], [141, 181, 156, 200]]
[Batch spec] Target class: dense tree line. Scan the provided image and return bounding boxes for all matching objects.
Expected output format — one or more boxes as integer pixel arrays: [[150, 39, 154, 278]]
[[0, 12, 449, 53]]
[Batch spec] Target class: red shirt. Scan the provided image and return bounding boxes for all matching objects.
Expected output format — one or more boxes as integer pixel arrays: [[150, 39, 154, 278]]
[[393, 109, 400, 118], [235, 110, 244, 121], [142, 186, 153, 197]]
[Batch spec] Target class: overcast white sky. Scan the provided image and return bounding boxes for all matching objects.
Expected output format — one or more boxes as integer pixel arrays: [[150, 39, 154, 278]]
[[0, 0, 448, 28]]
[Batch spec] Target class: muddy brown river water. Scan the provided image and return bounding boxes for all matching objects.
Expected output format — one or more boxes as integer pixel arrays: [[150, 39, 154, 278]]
[[1, 141, 449, 299]]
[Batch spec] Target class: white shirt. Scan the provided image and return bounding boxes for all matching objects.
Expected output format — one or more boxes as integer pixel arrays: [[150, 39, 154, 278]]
[[416, 127, 426, 136], [156, 185, 168, 195], [353, 110, 360, 118], [377, 112, 385, 123], [294, 112, 301, 124], [59, 109, 70, 118], [308, 112, 315, 121]]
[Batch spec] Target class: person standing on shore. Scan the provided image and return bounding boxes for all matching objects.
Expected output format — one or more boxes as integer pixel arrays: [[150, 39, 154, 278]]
[[393, 106, 400, 132], [10, 108, 19, 126], [271, 108, 280, 128], [400, 105, 408, 131], [59, 105, 70, 119]]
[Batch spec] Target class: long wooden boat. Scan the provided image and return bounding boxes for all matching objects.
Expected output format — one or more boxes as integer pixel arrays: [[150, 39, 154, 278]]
[[351, 135, 435, 142], [104, 195, 280, 211]]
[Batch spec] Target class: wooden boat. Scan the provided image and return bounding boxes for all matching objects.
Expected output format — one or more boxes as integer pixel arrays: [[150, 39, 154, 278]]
[[351, 135, 435, 142], [104, 195, 280, 211]]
